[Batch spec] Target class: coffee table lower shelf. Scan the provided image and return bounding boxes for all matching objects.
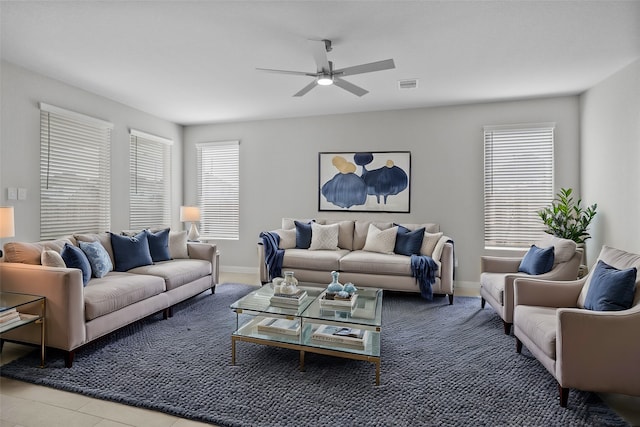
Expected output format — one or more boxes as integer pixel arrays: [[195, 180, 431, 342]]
[[231, 334, 381, 386]]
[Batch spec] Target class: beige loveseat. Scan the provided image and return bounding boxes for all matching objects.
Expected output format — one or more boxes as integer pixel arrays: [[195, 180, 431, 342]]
[[258, 218, 455, 303], [0, 231, 218, 367]]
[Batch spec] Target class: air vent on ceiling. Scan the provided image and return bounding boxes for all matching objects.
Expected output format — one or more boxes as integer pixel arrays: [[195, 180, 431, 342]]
[[398, 79, 418, 90]]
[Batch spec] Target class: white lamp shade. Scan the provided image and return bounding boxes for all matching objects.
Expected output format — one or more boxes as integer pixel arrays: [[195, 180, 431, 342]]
[[0, 206, 15, 238], [180, 206, 201, 222]]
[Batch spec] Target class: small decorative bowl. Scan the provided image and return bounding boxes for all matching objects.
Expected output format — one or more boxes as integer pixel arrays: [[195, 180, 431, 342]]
[[343, 282, 357, 294]]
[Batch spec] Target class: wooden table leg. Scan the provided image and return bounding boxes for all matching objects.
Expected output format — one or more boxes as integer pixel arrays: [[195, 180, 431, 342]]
[[231, 336, 236, 365]]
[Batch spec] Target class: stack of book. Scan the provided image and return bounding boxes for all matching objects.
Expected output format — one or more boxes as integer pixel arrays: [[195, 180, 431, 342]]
[[0, 308, 22, 327], [311, 325, 369, 350], [270, 289, 308, 308], [256, 317, 301, 336]]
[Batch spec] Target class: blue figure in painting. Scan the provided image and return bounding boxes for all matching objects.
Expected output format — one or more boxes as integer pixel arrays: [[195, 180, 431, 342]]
[[321, 156, 367, 208], [354, 152, 374, 176], [362, 159, 408, 204]]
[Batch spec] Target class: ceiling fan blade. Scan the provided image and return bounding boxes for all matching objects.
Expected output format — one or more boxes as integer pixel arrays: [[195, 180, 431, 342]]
[[334, 59, 395, 77], [308, 39, 330, 73], [333, 77, 368, 97], [256, 67, 316, 77], [293, 80, 318, 97]]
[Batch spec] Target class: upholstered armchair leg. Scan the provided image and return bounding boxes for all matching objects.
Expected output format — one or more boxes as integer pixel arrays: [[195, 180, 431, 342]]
[[65, 351, 75, 368], [516, 337, 522, 353], [211, 284, 216, 294], [503, 321, 512, 335], [448, 294, 453, 305], [480, 297, 486, 309], [559, 384, 569, 407]]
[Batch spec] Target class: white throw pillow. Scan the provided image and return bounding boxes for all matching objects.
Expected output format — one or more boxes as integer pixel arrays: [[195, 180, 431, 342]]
[[362, 224, 398, 254], [309, 223, 339, 251], [277, 229, 297, 249], [420, 231, 443, 257], [41, 249, 66, 268], [169, 230, 189, 259]]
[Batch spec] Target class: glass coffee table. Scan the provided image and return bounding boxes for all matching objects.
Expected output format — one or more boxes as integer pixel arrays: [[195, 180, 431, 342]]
[[0, 292, 46, 367], [230, 284, 383, 385]]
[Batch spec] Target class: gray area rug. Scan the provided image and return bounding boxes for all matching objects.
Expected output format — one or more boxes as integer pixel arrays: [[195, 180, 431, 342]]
[[1, 283, 628, 426]]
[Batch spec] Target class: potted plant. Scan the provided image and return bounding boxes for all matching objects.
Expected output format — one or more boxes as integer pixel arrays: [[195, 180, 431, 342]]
[[537, 187, 597, 244]]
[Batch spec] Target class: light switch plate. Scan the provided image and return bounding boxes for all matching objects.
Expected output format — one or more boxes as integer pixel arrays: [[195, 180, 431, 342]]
[[7, 187, 17, 200], [18, 188, 27, 200]]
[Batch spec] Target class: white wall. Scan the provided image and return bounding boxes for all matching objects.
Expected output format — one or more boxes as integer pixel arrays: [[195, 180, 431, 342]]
[[580, 59, 640, 261], [0, 60, 184, 244], [184, 96, 580, 283]]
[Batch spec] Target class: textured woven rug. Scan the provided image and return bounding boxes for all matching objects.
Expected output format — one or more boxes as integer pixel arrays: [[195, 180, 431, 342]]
[[1, 283, 628, 426]]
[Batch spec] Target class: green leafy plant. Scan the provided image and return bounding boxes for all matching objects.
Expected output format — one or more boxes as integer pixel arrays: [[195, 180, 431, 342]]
[[537, 188, 597, 244]]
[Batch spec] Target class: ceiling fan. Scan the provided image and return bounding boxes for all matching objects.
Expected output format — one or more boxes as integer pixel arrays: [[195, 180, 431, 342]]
[[257, 39, 395, 97]]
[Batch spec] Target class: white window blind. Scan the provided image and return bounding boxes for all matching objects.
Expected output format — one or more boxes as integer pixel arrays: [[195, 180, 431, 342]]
[[40, 103, 113, 239], [196, 141, 240, 240], [484, 123, 554, 249], [129, 130, 173, 230]]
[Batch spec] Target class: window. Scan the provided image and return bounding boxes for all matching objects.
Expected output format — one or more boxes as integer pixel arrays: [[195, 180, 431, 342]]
[[196, 141, 240, 240], [129, 130, 172, 230], [484, 123, 554, 249], [40, 103, 112, 240]]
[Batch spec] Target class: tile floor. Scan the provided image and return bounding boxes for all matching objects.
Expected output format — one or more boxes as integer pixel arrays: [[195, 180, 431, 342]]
[[2, 273, 639, 426]]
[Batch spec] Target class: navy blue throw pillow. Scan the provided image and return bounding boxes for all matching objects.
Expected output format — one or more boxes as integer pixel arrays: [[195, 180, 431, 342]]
[[145, 228, 171, 262], [584, 260, 637, 311], [394, 225, 425, 256], [110, 231, 153, 272], [61, 243, 92, 286], [518, 245, 555, 275], [294, 220, 314, 249]]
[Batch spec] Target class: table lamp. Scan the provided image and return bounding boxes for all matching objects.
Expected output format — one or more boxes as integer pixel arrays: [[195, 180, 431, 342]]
[[0, 206, 15, 258], [180, 206, 201, 241]]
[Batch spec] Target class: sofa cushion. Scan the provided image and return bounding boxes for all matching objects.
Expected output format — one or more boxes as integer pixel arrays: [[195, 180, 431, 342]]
[[584, 260, 637, 311], [362, 224, 398, 255], [294, 220, 314, 249], [480, 271, 528, 305], [169, 230, 189, 259], [394, 225, 425, 256], [79, 240, 113, 278], [61, 243, 92, 285], [398, 223, 440, 234], [282, 248, 349, 272], [309, 223, 339, 251], [282, 218, 322, 230], [74, 232, 115, 266], [518, 245, 555, 275], [83, 272, 166, 321], [128, 259, 212, 291], [339, 250, 413, 276], [324, 220, 355, 250], [275, 229, 297, 249], [145, 228, 172, 262], [353, 221, 393, 250], [535, 234, 577, 265], [110, 232, 153, 272], [3, 237, 76, 265], [41, 249, 66, 267], [421, 231, 443, 257], [514, 305, 557, 359]]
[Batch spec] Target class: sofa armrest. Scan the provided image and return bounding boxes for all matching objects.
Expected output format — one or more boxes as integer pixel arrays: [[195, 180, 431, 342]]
[[187, 242, 219, 285], [556, 305, 640, 395], [514, 277, 585, 308], [0, 263, 86, 351], [438, 242, 455, 294], [481, 256, 522, 273]]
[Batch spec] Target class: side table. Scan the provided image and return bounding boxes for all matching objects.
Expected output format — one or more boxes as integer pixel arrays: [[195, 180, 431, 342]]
[[0, 292, 46, 367]]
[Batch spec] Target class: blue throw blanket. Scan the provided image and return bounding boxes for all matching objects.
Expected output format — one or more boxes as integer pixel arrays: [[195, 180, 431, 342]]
[[259, 231, 283, 281], [411, 255, 439, 300]]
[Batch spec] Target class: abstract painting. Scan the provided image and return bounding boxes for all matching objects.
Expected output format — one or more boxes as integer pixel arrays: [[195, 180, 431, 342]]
[[319, 151, 411, 212]]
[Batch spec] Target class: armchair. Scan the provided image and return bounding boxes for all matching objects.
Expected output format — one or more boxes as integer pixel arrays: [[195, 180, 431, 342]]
[[513, 246, 640, 407], [480, 235, 582, 334]]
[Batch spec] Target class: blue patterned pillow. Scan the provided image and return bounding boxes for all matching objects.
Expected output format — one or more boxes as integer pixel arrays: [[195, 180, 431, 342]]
[[79, 240, 113, 278], [61, 243, 92, 286], [145, 228, 171, 262], [110, 231, 153, 272]]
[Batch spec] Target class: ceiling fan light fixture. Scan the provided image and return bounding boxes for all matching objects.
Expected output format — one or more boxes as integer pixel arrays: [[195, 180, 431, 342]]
[[317, 74, 333, 86]]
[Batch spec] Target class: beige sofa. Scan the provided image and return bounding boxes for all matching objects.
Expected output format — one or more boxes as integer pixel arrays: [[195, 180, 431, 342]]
[[0, 231, 218, 367], [258, 218, 455, 303], [513, 245, 640, 407]]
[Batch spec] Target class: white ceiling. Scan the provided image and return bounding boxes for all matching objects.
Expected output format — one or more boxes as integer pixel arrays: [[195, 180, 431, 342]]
[[2, 1, 639, 126]]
